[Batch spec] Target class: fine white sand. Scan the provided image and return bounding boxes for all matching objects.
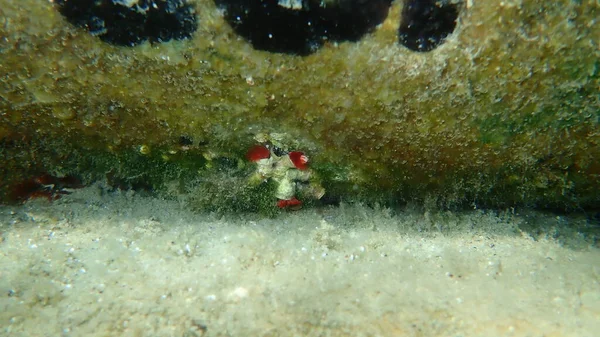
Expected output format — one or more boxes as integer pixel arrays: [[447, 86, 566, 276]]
[[1, 185, 599, 337]]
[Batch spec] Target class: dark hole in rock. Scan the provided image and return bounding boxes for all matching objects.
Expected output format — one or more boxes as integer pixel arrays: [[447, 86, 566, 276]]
[[54, 0, 198, 46], [179, 135, 194, 146], [398, 0, 459, 52], [215, 0, 392, 55]]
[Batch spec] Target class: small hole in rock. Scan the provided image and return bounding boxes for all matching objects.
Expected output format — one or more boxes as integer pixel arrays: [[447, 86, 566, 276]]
[[398, 0, 459, 52], [215, 0, 392, 55], [179, 135, 194, 146], [54, 0, 198, 46]]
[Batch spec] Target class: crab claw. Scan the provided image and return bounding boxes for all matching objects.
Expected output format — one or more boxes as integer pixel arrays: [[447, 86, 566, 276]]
[[277, 197, 303, 210], [288, 151, 309, 170], [246, 145, 271, 162]]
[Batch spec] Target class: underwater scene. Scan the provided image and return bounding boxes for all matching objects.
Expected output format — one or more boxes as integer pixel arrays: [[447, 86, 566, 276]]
[[1, 0, 598, 336]]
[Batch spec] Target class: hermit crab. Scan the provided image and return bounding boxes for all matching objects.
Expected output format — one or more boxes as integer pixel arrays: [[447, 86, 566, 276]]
[[246, 143, 324, 209]]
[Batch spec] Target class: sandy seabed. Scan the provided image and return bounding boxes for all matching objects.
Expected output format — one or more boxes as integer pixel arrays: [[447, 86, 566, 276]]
[[0, 185, 598, 337]]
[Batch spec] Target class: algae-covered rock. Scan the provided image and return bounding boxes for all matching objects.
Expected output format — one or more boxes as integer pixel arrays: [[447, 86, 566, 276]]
[[0, 0, 598, 210]]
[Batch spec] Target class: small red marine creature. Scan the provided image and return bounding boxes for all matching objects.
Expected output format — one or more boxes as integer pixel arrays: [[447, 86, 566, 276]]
[[9, 173, 84, 203], [247, 144, 324, 210]]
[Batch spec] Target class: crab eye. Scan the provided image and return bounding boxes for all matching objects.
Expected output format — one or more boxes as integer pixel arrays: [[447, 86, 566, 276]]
[[271, 145, 287, 157]]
